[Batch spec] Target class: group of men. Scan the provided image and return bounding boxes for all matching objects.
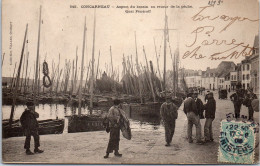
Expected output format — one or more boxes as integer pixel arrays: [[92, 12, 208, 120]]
[[19, 87, 257, 157], [160, 87, 258, 147], [230, 88, 258, 120], [160, 91, 216, 146]]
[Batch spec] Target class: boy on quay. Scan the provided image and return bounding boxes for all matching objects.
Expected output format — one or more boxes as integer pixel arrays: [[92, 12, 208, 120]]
[[160, 95, 178, 146], [204, 92, 216, 142], [20, 101, 44, 155]]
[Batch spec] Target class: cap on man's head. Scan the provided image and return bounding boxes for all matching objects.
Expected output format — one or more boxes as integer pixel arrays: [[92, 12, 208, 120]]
[[26, 101, 34, 107], [208, 92, 213, 96]]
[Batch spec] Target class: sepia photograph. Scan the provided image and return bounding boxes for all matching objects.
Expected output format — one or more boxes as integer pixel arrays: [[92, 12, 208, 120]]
[[1, 0, 259, 164]]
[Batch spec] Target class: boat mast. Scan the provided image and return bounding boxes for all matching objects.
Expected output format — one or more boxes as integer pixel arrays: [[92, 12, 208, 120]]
[[163, 2, 167, 91], [143, 46, 156, 102], [110, 46, 115, 92], [78, 16, 87, 116], [55, 54, 61, 95], [70, 60, 75, 95], [135, 32, 143, 104], [10, 62, 17, 90], [95, 50, 100, 81], [34, 6, 42, 107], [23, 51, 29, 94], [74, 47, 78, 94], [169, 44, 175, 96], [9, 24, 28, 127], [153, 37, 163, 91], [176, 33, 180, 92], [90, 10, 96, 110]]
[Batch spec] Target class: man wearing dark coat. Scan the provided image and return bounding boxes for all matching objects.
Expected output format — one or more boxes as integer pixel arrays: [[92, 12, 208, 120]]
[[104, 99, 123, 158], [204, 92, 216, 142], [194, 91, 205, 119], [243, 88, 258, 120], [20, 101, 44, 155], [160, 95, 178, 146], [205, 90, 210, 102], [230, 89, 244, 119], [183, 92, 203, 145]]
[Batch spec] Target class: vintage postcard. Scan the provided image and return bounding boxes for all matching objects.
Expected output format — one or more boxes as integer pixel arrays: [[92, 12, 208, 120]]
[[2, 0, 259, 164]]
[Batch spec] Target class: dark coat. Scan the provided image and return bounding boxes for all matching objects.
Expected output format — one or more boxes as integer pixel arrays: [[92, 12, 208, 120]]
[[204, 98, 216, 119], [243, 93, 258, 107], [20, 109, 39, 130], [195, 98, 205, 119], [230, 92, 244, 105], [183, 97, 198, 115], [205, 94, 209, 102], [160, 102, 178, 122]]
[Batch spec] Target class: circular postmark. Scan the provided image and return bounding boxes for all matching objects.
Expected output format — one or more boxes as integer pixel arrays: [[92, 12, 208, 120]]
[[220, 122, 255, 156]]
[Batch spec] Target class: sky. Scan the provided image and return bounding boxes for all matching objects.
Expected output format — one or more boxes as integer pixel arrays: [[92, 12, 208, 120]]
[[2, 0, 259, 79]]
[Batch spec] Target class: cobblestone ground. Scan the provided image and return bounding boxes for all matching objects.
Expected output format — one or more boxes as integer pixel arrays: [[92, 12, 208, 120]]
[[2, 91, 259, 164]]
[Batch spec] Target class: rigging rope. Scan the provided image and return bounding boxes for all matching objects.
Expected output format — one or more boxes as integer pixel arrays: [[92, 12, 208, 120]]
[[42, 61, 52, 88]]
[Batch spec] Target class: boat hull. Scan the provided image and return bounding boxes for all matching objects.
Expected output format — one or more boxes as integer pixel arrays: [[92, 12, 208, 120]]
[[65, 115, 105, 133], [2, 119, 65, 138], [123, 102, 162, 117]]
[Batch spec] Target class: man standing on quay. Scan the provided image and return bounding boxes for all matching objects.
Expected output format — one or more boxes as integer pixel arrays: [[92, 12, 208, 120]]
[[230, 88, 244, 119], [244, 88, 257, 121], [104, 99, 123, 158], [20, 101, 44, 155], [204, 92, 216, 142], [183, 92, 204, 145], [160, 95, 178, 146], [194, 91, 205, 119]]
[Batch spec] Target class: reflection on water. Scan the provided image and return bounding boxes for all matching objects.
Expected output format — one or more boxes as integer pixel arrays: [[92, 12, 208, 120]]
[[2, 104, 90, 121], [2, 104, 163, 132]]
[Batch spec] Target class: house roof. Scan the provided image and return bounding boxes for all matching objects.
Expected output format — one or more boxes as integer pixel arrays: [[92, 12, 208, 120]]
[[217, 61, 236, 72], [218, 70, 231, 78], [202, 68, 218, 77]]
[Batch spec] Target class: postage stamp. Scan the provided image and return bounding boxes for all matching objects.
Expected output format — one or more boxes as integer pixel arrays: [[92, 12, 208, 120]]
[[218, 120, 256, 164]]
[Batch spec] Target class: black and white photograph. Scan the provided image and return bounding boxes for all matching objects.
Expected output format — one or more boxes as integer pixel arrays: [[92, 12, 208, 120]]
[[1, 0, 259, 164]]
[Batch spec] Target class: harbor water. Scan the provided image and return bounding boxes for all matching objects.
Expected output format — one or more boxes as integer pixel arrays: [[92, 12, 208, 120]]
[[2, 104, 164, 132]]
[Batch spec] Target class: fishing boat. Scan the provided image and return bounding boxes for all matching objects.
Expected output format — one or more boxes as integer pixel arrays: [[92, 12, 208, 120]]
[[123, 102, 161, 117], [2, 119, 65, 138], [62, 11, 106, 134], [65, 115, 104, 133]]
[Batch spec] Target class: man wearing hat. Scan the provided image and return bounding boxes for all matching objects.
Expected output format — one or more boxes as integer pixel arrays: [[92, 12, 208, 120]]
[[183, 91, 203, 145], [204, 92, 216, 142], [104, 99, 123, 158], [230, 88, 244, 119], [194, 91, 205, 119], [20, 101, 44, 155], [243, 88, 257, 120], [160, 94, 178, 146]]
